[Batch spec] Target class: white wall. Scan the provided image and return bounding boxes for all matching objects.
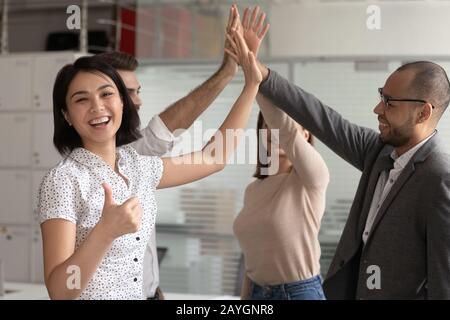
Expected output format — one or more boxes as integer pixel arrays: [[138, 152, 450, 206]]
[[270, 1, 450, 58]]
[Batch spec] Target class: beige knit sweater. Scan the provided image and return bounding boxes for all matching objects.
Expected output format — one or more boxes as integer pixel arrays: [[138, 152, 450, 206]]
[[233, 94, 329, 295]]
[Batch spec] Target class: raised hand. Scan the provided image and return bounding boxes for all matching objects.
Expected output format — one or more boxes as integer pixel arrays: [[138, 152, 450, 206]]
[[98, 183, 143, 239], [221, 4, 241, 74], [225, 30, 262, 87], [242, 6, 270, 58]]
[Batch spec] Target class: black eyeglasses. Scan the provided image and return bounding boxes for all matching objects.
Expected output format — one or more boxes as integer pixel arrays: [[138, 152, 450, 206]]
[[378, 88, 435, 109]]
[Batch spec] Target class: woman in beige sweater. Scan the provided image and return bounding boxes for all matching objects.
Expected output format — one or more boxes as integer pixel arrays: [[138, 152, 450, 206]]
[[226, 5, 329, 300], [233, 93, 330, 300]]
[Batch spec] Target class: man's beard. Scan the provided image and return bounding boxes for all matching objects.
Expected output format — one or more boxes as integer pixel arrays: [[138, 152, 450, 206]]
[[380, 120, 414, 147]]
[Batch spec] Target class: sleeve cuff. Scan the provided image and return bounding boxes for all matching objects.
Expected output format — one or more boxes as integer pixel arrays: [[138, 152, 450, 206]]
[[259, 68, 274, 94], [260, 67, 271, 86], [39, 213, 77, 225], [148, 115, 176, 142]]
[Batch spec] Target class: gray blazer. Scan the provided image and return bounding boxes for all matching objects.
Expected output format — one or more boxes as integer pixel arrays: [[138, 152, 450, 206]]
[[259, 70, 450, 299]]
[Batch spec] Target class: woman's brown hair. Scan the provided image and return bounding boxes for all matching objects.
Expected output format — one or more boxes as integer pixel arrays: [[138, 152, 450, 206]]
[[253, 111, 314, 179]]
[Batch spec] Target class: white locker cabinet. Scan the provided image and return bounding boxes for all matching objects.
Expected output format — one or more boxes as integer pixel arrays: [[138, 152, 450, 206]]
[[0, 170, 32, 224], [0, 114, 32, 167], [0, 53, 90, 287], [32, 55, 76, 111], [0, 225, 31, 282], [0, 56, 33, 111], [32, 113, 61, 168]]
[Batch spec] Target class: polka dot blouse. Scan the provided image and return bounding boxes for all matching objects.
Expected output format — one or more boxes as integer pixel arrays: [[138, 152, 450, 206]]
[[37, 145, 163, 300]]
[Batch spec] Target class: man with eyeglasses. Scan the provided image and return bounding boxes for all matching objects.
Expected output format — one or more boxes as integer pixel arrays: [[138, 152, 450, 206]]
[[251, 56, 450, 299]]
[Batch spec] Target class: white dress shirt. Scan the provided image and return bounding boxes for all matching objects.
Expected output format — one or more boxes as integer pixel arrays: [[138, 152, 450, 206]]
[[363, 132, 436, 243], [132, 115, 181, 157], [38, 146, 163, 299]]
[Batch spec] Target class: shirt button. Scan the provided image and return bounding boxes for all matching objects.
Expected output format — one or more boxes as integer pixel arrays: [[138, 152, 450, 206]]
[[364, 231, 369, 235], [389, 179, 394, 183], [134, 278, 138, 282], [134, 258, 138, 262], [136, 237, 140, 241]]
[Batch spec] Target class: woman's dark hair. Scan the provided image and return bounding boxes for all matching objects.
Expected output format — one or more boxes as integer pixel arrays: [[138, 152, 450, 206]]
[[53, 56, 142, 156], [253, 111, 314, 179]]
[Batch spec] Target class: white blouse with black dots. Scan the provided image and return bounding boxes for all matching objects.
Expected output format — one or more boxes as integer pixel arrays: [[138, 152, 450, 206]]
[[37, 145, 163, 300]]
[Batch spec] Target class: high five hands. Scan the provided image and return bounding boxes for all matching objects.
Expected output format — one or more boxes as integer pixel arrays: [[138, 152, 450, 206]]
[[224, 6, 270, 68]]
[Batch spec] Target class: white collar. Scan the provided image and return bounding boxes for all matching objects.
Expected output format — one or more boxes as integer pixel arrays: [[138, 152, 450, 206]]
[[390, 131, 436, 170]]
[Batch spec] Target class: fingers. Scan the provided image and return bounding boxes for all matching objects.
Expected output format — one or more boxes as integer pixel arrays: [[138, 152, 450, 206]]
[[228, 4, 240, 32], [225, 29, 248, 66], [226, 33, 239, 54], [130, 200, 141, 211], [258, 23, 270, 40], [242, 7, 250, 30], [102, 183, 114, 207], [233, 29, 248, 55], [224, 48, 239, 65], [226, 5, 234, 30], [250, 6, 260, 30], [230, 9, 239, 32], [255, 12, 266, 33], [121, 196, 142, 233], [123, 196, 139, 209]]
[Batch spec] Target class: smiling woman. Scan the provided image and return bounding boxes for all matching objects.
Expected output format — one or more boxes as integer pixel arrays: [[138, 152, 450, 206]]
[[37, 33, 262, 300], [52, 58, 141, 159], [63, 73, 128, 166]]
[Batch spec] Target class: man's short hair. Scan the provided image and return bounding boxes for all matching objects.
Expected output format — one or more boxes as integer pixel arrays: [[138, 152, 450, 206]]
[[396, 61, 450, 121], [94, 51, 139, 71]]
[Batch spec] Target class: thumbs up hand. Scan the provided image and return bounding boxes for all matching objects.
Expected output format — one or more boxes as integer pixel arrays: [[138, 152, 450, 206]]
[[98, 183, 143, 240]]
